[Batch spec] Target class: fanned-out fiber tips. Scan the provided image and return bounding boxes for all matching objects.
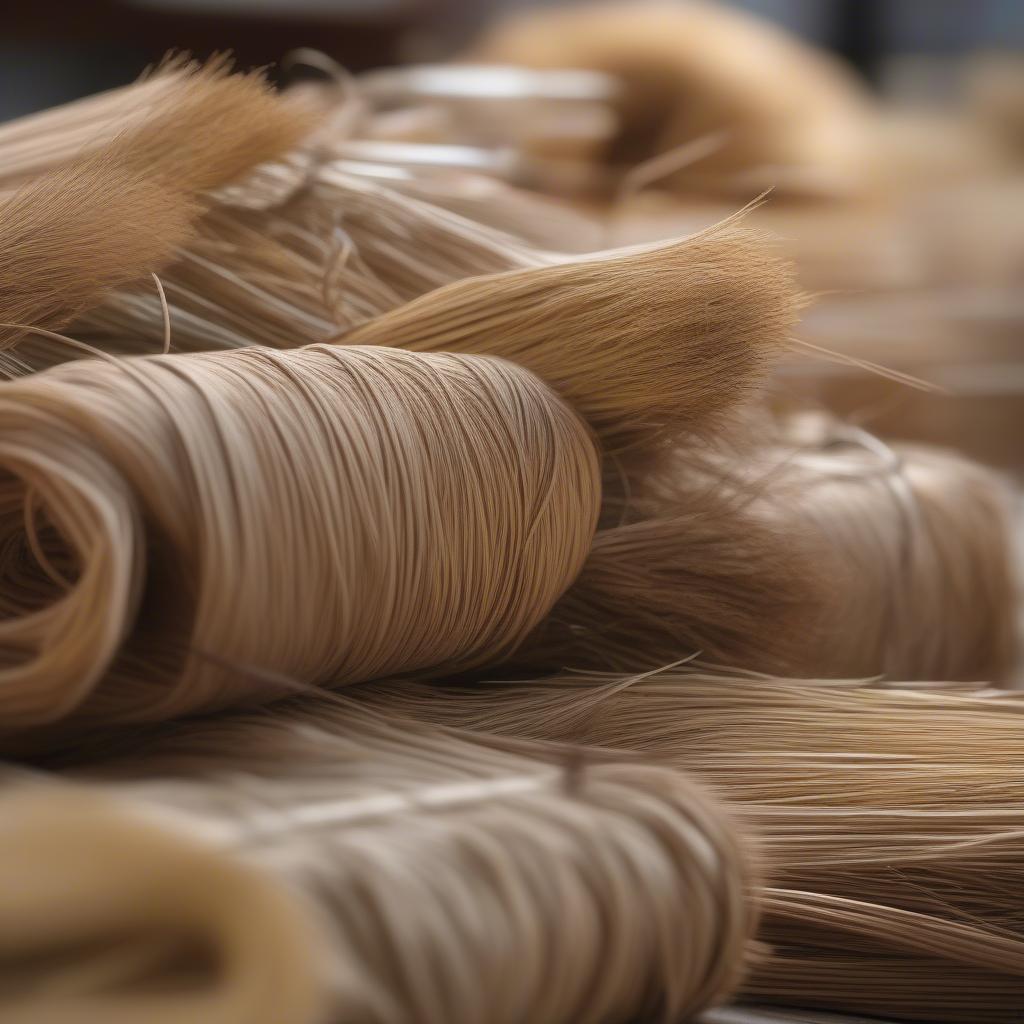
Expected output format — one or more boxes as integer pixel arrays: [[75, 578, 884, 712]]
[[341, 223, 800, 451], [0, 56, 319, 349]]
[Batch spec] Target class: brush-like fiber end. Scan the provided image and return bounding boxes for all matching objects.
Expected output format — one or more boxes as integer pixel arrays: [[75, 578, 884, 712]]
[[0, 56, 318, 347], [343, 222, 799, 451], [128, 54, 320, 193]]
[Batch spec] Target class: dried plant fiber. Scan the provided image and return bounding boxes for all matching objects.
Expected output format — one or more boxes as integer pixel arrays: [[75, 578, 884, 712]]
[[339, 222, 798, 450], [5, 149, 798, 436], [0, 57, 318, 362], [64, 166, 547, 362], [0, 700, 758, 1024], [0, 345, 600, 739], [0, 115, 798, 450], [466, 1, 873, 197], [0, 55, 321, 192], [355, 671, 1024, 1022], [761, 426, 1016, 680], [523, 418, 1015, 682], [0, 72, 797, 398]]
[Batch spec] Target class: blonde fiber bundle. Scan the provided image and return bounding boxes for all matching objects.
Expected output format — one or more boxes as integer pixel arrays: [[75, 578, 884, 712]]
[[341, 224, 798, 450], [0, 345, 599, 737], [0, 58, 318, 360], [71, 167, 548, 360], [1, 702, 759, 1024], [0, 784, 323, 1024], [765, 427, 1017, 680], [356, 672, 1024, 1022]]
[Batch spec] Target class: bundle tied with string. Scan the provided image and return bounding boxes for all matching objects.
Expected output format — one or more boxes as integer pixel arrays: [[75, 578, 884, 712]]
[[520, 412, 1016, 681], [354, 671, 1024, 1024], [0, 701, 759, 1024], [0, 56, 319, 371]]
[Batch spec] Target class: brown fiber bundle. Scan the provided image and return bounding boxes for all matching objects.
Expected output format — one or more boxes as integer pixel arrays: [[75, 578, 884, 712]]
[[0, 701, 758, 1024], [466, 1, 873, 197], [9, 162, 797, 437], [353, 671, 1024, 1023], [0, 58, 318, 364], [0, 346, 600, 739], [519, 416, 1015, 682]]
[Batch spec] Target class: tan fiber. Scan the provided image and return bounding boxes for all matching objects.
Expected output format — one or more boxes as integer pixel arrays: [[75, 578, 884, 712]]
[[0, 346, 599, 736], [521, 461, 825, 676], [0, 65, 187, 191], [520, 418, 1015, 681], [341, 223, 798, 450], [466, 1, 873, 197], [3, 702, 760, 1024], [764, 425, 1017, 680], [0, 57, 318, 359], [355, 672, 1024, 1022], [71, 168, 548, 359], [0, 783, 324, 1024]]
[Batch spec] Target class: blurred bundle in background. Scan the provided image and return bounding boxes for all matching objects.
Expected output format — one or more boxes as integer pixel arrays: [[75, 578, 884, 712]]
[[2, 4, 1024, 1024]]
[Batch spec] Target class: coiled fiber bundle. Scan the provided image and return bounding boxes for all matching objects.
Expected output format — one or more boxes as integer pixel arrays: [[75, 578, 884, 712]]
[[524, 419, 1015, 681], [466, 1, 873, 197], [0, 345, 599, 737], [0, 701, 758, 1024], [357, 671, 1024, 1023]]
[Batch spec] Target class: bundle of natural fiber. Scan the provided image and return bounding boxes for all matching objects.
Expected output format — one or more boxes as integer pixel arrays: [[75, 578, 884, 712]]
[[1, 700, 758, 1024], [521, 415, 1016, 682], [465, 1, 874, 198], [0, 346, 599, 738], [340, 221, 797, 450], [354, 670, 1024, 1023], [0, 57, 318, 366]]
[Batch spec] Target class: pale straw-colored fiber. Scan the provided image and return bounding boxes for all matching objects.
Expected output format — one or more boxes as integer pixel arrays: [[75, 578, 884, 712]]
[[0, 700, 758, 1024], [0, 57, 318, 364], [521, 416, 1015, 681], [355, 671, 1024, 1022], [0, 346, 599, 738]]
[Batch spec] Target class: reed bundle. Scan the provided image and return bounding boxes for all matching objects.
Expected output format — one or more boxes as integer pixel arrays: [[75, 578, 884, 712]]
[[1, 701, 757, 1024], [0, 58, 317, 365], [523, 416, 1015, 681], [354, 671, 1024, 1023]]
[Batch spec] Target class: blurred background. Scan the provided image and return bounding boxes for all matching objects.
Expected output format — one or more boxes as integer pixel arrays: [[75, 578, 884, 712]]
[[3, 1, 1023, 119]]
